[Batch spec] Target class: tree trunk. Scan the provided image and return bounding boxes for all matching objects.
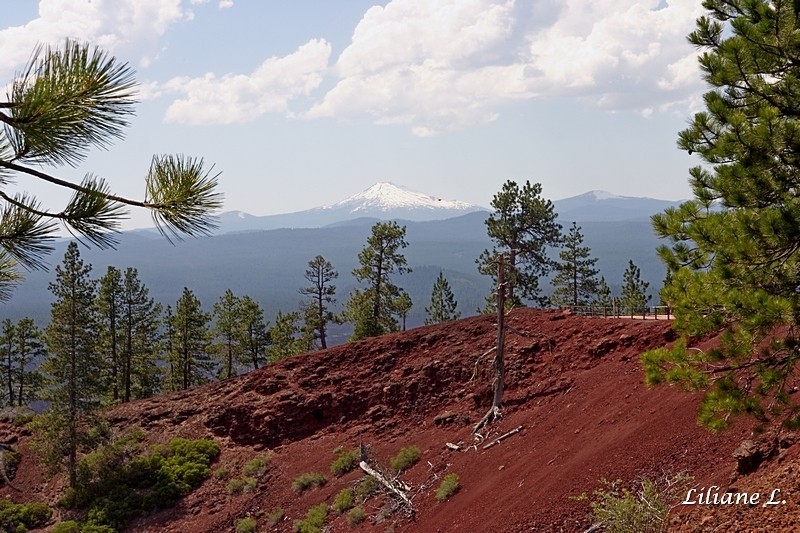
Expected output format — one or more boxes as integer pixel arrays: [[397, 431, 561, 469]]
[[474, 254, 507, 433]]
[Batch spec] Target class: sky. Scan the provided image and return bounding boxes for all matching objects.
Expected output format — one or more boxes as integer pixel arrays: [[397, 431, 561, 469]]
[[1, 0, 708, 229]]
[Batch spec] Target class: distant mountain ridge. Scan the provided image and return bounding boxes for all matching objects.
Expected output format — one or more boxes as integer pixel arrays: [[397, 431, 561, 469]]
[[554, 190, 684, 222], [213, 184, 684, 234], [5, 185, 685, 343], [215, 182, 487, 234]]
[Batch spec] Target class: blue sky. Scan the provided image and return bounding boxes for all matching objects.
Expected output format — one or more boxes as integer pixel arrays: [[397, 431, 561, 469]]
[[1, 0, 706, 229]]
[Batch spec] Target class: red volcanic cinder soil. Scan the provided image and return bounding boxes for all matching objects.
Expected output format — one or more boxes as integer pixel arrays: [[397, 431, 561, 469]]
[[5, 308, 798, 532]]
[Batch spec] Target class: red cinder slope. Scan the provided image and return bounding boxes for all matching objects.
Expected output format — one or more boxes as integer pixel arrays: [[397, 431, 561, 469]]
[[3, 309, 774, 531]]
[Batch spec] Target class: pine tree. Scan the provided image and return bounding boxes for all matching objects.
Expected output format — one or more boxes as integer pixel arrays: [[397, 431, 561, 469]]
[[393, 291, 413, 332], [266, 311, 304, 362], [477, 180, 561, 308], [166, 288, 212, 390], [0, 318, 44, 407], [236, 295, 269, 370], [96, 266, 124, 402], [40, 242, 102, 487], [644, 0, 800, 429], [0, 320, 15, 406], [0, 40, 222, 300], [551, 222, 600, 308], [212, 289, 242, 379], [593, 276, 614, 315], [345, 221, 411, 340], [120, 267, 162, 400], [14, 317, 44, 406], [620, 260, 650, 316], [300, 256, 338, 349], [425, 272, 460, 325]]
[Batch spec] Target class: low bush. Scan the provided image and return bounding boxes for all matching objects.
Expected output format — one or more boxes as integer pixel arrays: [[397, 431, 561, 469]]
[[346, 506, 365, 526], [355, 475, 381, 499], [52, 521, 81, 533], [332, 488, 354, 514], [293, 503, 327, 533], [583, 475, 691, 533], [291, 472, 327, 493], [242, 454, 271, 477], [226, 477, 246, 495], [266, 506, 284, 526], [236, 516, 257, 533], [435, 473, 460, 502], [0, 499, 52, 532], [213, 466, 228, 479], [330, 448, 359, 477], [389, 446, 420, 474], [56, 434, 219, 532]]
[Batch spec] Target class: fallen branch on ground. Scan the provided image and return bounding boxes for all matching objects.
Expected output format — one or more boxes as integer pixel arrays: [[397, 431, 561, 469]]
[[359, 460, 414, 510], [482, 425, 524, 449]]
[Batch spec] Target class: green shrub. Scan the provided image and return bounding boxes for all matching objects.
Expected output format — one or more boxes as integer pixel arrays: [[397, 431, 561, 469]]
[[242, 454, 271, 477], [57, 435, 220, 532], [346, 506, 365, 526], [52, 521, 81, 533], [332, 488, 354, 514], [213, 466, 228, 479], [389, 446, 420, 474], [266, 506, 284, 526], [435, 473, 460, 502], [293, 503, 327, 533], [291, 472, 327, 493], [586, 476, 690, 533], [355, 475, 380, 498], [330, 448, 359, 477], [243, 476, 258, 492], [267, 507, 284, 525], [226, 477, 246, 495], [236, 516, 257, 533], [0, 499, 52, 532]]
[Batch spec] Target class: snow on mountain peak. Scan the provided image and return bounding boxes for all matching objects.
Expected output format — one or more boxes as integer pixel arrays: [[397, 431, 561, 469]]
[[588, 190, 623, 200], [328, 182, 477, 213]]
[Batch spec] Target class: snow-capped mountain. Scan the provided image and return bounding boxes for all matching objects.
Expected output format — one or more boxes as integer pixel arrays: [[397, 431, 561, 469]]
[[215, 182, 486, 234], [324, 182, 477, 214]]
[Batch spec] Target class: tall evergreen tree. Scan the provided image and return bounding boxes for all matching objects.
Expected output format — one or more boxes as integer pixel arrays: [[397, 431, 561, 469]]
[[0, 320, 15, 407], [96, 266, 124, 402], [40, 242, 101, 487], [643, 0, 800, 429], [266, 311, 304, 362], [425, 272, 460, 325], [212, 289, 242, 379], [393, 291, 413, 332], [0, 318, 44, 407], [236, 295, 269, 371], [593, 276, 614, 314], [345, 221, 411, 340], [166, 288, 212, 390], [300, 255, 338, 349], [14, 317, 44, 406], [120, 267, 162, 400], [551, 222, 600, 308], [477, 180, 561, 308], [620, 260, 650, 316]]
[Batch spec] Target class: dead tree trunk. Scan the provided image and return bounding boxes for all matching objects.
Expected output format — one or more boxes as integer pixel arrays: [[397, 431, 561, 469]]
[[474, 254, 507, 433]]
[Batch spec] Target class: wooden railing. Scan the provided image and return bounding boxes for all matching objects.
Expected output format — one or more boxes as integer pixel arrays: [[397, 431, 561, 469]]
[[566, 305, 672, 319]]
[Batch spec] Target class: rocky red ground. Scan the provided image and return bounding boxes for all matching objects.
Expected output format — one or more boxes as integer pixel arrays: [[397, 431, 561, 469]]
[[2, 308, 798, 532]]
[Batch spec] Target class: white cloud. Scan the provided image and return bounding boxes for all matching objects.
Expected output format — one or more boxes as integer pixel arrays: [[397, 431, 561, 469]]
[[218, 0, 234, 9], [310, 0, 706, 136], [0, 0, 189, 78], [161, 39, 331, 125]]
